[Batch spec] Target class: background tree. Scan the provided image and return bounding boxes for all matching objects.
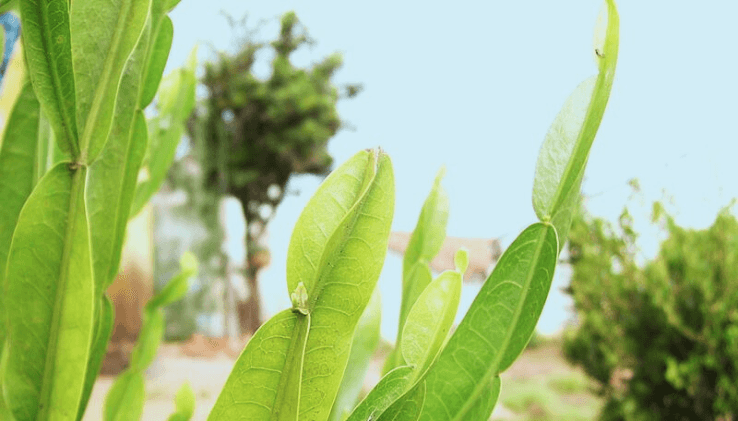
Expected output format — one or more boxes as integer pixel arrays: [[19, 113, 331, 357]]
[[187, 11, 361, 335], [563, 193, 738, 420]]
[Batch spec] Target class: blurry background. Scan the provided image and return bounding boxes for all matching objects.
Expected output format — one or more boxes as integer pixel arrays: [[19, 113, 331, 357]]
[[1, 1, 736, 420]]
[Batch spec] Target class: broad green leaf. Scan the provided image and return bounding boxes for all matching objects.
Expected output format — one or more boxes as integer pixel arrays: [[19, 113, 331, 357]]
[[70, 0, 151, 162], [140, 16, 173, 108], [329, 289, 382, 421], [376, 381, 425, 421], [146, 251, 198, 310], [532, 0, 619, 249], [419, 223, 558, 421], [211, 150, 394, 421], [103, 371, 145, 421], [77, 294, 115, 421], [0, 81, 40, 418], [208, 310, 300, 420], [401, 267, 462, 381], [167, 382, 196, 421], [286, 150, 373, 295], [3, 164, 94, 421], [19, 0, 79, 157], [463, 376, 501, 421], [346, 366, 415, 421], [298, 151, 394, 420], [130, 47, 197, 216]]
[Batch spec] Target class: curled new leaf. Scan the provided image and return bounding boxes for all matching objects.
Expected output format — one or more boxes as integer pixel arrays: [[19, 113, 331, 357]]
[[532, 0, 619, 248]]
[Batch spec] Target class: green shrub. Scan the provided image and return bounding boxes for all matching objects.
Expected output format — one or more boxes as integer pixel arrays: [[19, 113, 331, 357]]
[[564, 201, 738, 420]]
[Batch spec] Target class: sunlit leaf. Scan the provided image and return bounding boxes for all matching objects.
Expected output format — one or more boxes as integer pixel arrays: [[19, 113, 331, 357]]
[[19, 0, 79, 156], [532, 0, 619, 249], [329, 289, 382, 421], [346, 367, 415, 421], [3, 164, 94, 421], [71, 0, 151, 162], [419, 223, 558, 421]]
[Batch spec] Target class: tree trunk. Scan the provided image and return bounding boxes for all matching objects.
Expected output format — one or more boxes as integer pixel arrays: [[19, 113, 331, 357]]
[[237, 265, 262, 335]]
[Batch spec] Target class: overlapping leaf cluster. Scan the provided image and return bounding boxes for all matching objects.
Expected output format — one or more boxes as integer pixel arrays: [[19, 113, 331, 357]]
[[0, 0, 196, 419], [208, 2, 619, 419]]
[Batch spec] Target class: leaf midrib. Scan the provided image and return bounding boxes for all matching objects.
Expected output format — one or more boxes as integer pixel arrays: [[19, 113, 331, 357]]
[[452, 224, 551, 421], [547, 2, 619, 217], [39, 0, 79, 158], [37, 165, 87, 419], [78, 0, 139, 162]]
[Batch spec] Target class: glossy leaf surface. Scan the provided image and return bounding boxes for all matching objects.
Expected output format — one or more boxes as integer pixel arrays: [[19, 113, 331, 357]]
[[3, 164, 94, 421], [401, 266, 462, 380], [19, 0, 78, 156], [211, 150, 394, 421], [208, 310, 300, 420], [532, 0, 619, 246], [377, 382, 425, 421], [346, 366, 415, 421], [419, 223, 558, 421], [70, 0, 150, 162], [329, 289, 382, 421]]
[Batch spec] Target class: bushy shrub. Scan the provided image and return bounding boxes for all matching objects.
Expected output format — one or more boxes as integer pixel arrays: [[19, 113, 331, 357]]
[[564, 200, 738, 420]]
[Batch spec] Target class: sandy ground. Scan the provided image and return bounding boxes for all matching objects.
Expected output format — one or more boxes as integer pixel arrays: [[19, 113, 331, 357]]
[[81, 340, 555, 421]]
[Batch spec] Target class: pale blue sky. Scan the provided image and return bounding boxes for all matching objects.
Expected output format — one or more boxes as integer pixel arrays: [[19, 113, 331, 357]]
[[166, 1, 738, 338]]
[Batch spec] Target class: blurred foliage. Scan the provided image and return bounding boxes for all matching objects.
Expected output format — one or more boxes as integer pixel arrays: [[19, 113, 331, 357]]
[[563, 196, 738, 420], [171, 11, 360, 334]]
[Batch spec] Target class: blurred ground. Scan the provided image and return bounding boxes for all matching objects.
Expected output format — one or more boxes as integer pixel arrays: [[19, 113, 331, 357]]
[[82, 336, 599, 421]]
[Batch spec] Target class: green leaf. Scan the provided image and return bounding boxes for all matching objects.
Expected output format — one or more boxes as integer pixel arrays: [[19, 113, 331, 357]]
[[211, 150, 394, 421], [167, 382, 196, 421], [418, 223, 558, 421], [298, 151, 394, 420], [346, 366, 415, 421], [146, 251, 198, 310], [383, 263, 432, 374], [0, 80, 40, 419], [329, 289, 382, 421], [88, 111, 148, 290], [401, 168, 449, 319], [140, 15, 173, 109], [286, 150, 373, 295], [19, 0, 79, 157], [532, 0, 619, 249], [76, 294, 115, 421], [130, 47, 197, 217], [3, 164, 94, 421], [462, 376, 501, 421], [103, 371, 145, 421], [129, 310, 165, 371], [385, 168, 448, 374], [376, 381, 425, 421], [70, 0, 151, 163], [208, 310, 301, 420], [401, 267, 462, 381]]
